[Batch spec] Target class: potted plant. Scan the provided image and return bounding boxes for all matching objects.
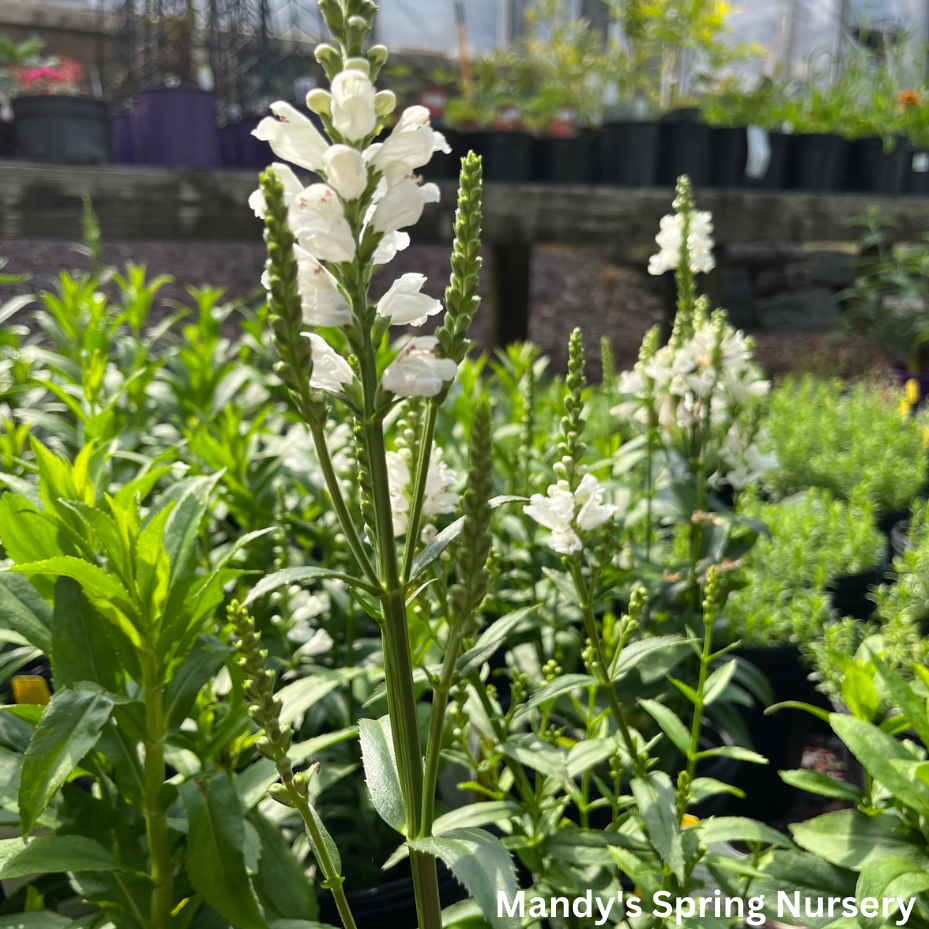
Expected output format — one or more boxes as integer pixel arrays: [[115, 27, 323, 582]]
[[837, 212, 929, 398], [10, 55, 109, 165], [129, 0, 220, 169], [701, 75, 793, 189], [0, 35, 47, 157]]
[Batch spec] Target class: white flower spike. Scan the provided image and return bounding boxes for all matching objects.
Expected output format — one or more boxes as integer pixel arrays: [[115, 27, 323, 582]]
[[294, 246, 353, 328], [323, 144, 369, 201], [331, 68, 377, 142], [372, 178, 441, 234], [293, 184, 356, 263]]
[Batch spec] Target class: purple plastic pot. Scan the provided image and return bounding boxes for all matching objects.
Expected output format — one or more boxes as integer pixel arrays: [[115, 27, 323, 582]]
[[218, 122, 241, 168], [131, 87, 220, 169], [111, 112, 135, 164], [238, 115, 274, 171]]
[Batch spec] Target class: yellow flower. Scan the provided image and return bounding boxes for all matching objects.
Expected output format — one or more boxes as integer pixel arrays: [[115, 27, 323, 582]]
[[906, 378, 920, 406]]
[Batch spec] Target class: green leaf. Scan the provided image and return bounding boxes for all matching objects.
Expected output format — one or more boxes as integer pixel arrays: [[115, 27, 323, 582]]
[[830, 713, 929, 813], [639, 698, 692, 755], [856, 857, 929, 929], [0, 573, 52, 653], [0, 914, 71, 929], [0, 494, 67, 599], [410, 496, 528, 581], [247, 809, 318, 923], [19, 688, 114, 836], [456, 605, 539, 677], [304, 803, 341, 876], [703, 660, 738, 707], [870, 652, 929, 748], [630, 772, 684, 882], [501, 734, 566, 780], [566, 737, 619, 779], [12, 558, 141, 648], [509, 674, 596, 724], [840, 662, 881, 722], [695, 816, 795, 849], [610, 635, 689, 684], [0, 834, 129, 879], [690, 778, 745, 803], [779, 769, 863, 803], [51, 577, 125, 691], [766, 700, 831, 724], [180, 771, 266, 929], [791, 809, 922, 869], [407, 828, 520, 929], [276, 669, 365, 726], [697, 745, 768, 765], [163, 634, 234, 732], [242, 566, 379, 606], [358, 715, 406, 835]]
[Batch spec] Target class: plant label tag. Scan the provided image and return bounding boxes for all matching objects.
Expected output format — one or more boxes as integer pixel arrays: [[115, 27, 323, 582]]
[[913, 152, 929, 173], [745, 126, 771, 180]]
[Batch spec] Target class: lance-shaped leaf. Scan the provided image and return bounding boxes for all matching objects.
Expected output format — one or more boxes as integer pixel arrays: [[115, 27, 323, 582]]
[[407, 827, 520, 929], [0, 834, 130, 880], [358, 715, 406, 834], [163, 633, 235, 732], [180, 771, 266, 929], [0, 572, 52, 653], [12, 558, 142, 648], [19, 689, 114, 836], [630, 772, 684, 883], [243, 565, 380, 606]]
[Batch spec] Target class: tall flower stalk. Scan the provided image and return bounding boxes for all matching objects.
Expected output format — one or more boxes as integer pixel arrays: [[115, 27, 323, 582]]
[[252, 3, 485, 926]]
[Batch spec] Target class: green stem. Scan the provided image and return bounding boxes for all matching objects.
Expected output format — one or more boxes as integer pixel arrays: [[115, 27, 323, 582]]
[[401, 401, 439, 584], [284, 780, 357, 929], [421, 624, 466, 835], [142, 653, 172, 929], [677, 609, 713, 820], [567, 559, 643, 775], [307, 420, 379, 589]]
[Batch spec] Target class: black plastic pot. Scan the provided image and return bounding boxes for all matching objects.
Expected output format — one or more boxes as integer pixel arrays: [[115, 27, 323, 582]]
[[725, 646, 822, 821], [657, 109, 711, 186], [753, 130, 790, 189], [218, 122, 241, 168], [878, 508, 911, 538], [826, 564, 888, 620], [131, 87, 220, 169], [111, 112, 135, 164], [460, 130, 534, 182], [711, 127, 747, 188], [890, 519, 911, 557], [845, 137, 909, 194], [534, 135, 590, 184], [786, 133, 848, 191], [0, 119, 15, 157], [317, 858, 467, 929], [908, 148, 929, 195], [599, 120, 660, 186], [12, 95, 109, 165]]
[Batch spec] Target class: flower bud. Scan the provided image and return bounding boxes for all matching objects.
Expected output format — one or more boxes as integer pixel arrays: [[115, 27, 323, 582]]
[[374, 90, 396, 117], [367, 45, 389, 75], [315, 43, 342, 72], [343, 56, 371, 76], [306, 88, 332, 115], [269, 783, 294, 807]]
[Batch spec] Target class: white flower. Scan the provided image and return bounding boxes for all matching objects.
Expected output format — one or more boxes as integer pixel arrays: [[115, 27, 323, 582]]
[[370, 105, 450, 174], [381, 336, 457, 397], [323, 144, 369, 201], [420, 524, 438, 544], [294, 246, 353, 327], [386, 450, 412, 535], [305, 333, 354, 394], [376, 274, 442, 326], [372, 177, 440, 234], [648, 210, 716, 276], [524, 481, 580, 553], [574, 474, 616, 531], [423, 453, 459, 516], [293, 184, 356, 263], [386, 447, 458, 536], [252, 102, 328, 172], [331, 69, 377, 142], [373, 231, 411, 266]]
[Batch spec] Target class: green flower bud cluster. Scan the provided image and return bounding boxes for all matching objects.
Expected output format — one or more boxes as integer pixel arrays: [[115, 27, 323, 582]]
[[555, 328, 587, 485], [260, 170, 326, 427], [352, 418, 376, 550], [449, 399, 495, 629], [435, 154, 484, 372], [228, 600, 309, 806], [318, 0, 380, 62]]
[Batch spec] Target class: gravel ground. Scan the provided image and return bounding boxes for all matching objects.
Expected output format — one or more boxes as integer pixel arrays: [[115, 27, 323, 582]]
[[1, 238, 873, 378]]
